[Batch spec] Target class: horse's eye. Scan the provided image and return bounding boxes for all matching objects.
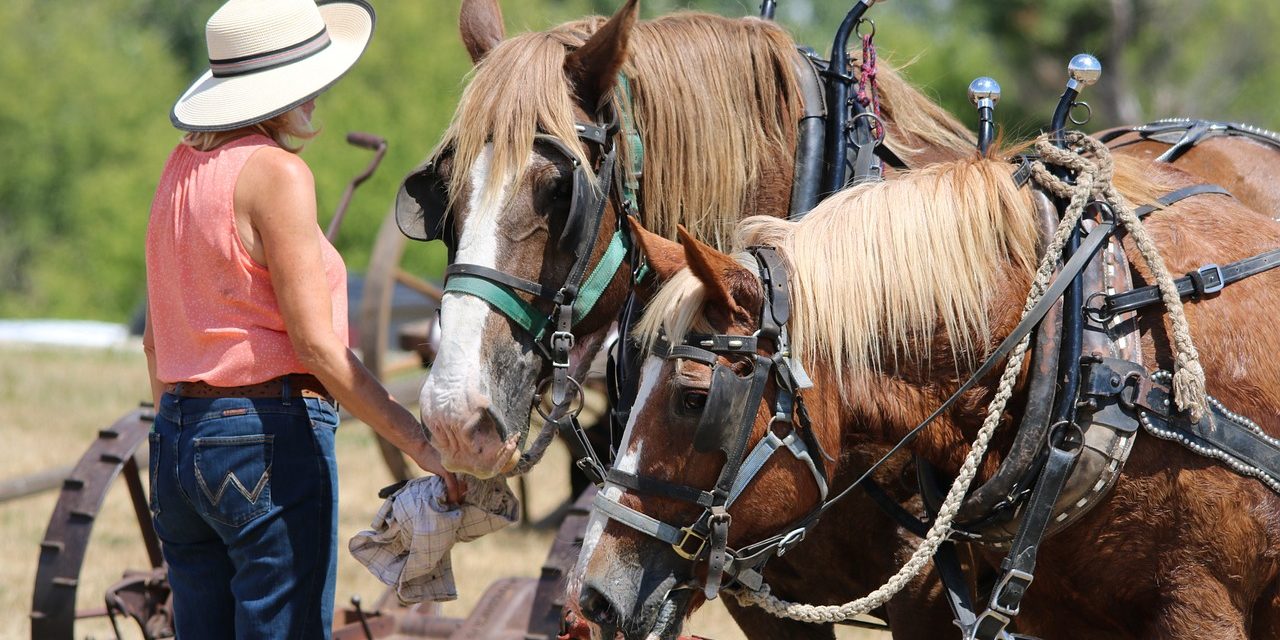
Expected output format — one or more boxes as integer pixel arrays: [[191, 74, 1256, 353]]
[[681, 390, 708, 413], [534, 172, 573, 213], [551, 175, 573, 202]]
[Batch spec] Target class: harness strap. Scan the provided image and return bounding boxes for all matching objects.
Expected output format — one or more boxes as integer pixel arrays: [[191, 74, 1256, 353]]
[[1137, 371, 1280, 489], [1099, 248, 1280, 319], [607, 469, 715, 508], [444, 276, 551, 344], [727, 431, 829, 508], [445, 264, 552, 298], [860, 477, 928, 538], [572, 230, 629, 324], [1100, 118, 1280, 162], [616, 73, 644, 213], [972, 440, 1079, 640], [1130, 183, 1231, 219], [933, 541, 980, 635], [442, 234, 631, 347], [592, 491, 685, 546]]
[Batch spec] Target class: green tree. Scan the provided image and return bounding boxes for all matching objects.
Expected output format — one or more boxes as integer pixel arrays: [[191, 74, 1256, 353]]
[[0, 0, 188, 319]]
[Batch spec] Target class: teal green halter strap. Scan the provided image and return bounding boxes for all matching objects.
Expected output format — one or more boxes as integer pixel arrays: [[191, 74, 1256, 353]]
[[442, 75, 640, 345], [443, 229, 629, 340], [444, 276, 551, 340], [617, 73, 644, 215]]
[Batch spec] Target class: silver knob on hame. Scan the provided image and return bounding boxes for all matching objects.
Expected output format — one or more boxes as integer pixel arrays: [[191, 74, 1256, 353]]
[[1066, 53, 1102, 91], [968, 76, 1002, 110]]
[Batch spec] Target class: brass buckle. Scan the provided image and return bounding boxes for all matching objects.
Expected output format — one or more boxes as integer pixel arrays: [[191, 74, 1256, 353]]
[[673, 527, 707, 560]]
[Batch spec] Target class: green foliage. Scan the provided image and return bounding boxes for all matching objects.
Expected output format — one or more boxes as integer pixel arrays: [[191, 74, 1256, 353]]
[[0, 0, 187, 319], [1, 0, 1278, 322]]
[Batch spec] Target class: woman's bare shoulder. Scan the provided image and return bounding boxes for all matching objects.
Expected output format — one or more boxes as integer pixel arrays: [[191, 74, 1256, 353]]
[[238, 146, 316, 223], [243, 145, 313, 187]]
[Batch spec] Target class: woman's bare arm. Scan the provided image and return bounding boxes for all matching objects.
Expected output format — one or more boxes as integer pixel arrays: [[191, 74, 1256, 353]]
[[142, 306, 163, 408], [237, 146, 458, 493]]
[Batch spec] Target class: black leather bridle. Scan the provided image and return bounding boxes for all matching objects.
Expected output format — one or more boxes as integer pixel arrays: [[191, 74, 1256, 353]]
[[592, 247, 832, 600], [396, 99, 632, 476]]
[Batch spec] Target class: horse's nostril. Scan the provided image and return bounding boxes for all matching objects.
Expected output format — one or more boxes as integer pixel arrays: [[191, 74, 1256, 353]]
[[480, 406, 509, 441], [579, 585, 619, 627]]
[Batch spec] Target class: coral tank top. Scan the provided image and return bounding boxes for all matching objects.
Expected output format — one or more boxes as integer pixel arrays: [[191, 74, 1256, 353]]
[[146, 134, 347, 386]]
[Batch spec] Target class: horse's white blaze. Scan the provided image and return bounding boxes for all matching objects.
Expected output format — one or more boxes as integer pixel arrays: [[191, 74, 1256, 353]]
[[575, 356, 662, 584], [420, 146, 507, 418]]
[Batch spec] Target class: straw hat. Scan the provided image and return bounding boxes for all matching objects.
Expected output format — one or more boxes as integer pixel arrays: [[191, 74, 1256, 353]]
[[171, 0, 375, 132]]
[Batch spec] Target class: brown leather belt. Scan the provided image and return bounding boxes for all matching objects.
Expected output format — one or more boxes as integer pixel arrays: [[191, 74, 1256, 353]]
[[165, 374, 332, 403]]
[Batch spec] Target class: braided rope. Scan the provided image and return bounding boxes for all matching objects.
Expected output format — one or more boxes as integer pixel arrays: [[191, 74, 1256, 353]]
[[734, 135, 1091, 622], [736, 131, 1206, 621], [1031, 133, 1205, 420]]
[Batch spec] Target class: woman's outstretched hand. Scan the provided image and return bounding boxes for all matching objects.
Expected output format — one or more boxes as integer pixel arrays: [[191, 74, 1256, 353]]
[[409, 435, 467, 505]]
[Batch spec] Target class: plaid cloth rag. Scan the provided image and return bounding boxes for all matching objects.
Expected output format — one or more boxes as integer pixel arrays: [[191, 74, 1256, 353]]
[[348, 474, 518, 604]]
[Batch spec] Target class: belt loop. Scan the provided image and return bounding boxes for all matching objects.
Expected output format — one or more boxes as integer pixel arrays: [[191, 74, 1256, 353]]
[[172, 382, 184, 405], [281, 375, 293, 406]]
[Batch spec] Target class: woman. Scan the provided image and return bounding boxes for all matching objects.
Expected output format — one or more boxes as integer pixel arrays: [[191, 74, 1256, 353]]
[[143, 0, 457, 637]]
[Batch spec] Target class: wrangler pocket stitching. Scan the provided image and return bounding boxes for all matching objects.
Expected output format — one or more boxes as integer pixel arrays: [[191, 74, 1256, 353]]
[[193, 434, 273, 526]]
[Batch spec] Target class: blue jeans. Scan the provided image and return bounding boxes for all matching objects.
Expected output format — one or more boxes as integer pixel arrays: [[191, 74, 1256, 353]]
[[150, 391, 339, 639]]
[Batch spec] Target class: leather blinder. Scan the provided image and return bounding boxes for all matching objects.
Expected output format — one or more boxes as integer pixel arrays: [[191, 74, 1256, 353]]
[[694, 363, 758, 454], [397, 160, 451, 242]]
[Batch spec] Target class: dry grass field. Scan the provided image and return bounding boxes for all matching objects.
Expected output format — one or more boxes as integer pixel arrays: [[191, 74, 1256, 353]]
[[0, 342, 884, 639]]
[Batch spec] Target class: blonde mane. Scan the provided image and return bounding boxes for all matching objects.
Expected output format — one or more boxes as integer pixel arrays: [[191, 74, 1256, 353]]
[[637, 158, 1042, 390], [435, 11, 978, 250], [873, 61, 978, 163], [437, 13, 804, 248]]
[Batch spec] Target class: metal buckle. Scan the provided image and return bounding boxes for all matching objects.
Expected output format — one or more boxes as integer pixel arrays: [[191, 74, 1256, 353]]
[[1196, 264, 1224, 295], [989, 568, 1034, 617], [776, 528, 806, 556], [968, 608, 1011, 640], [550, 331, 575, 367], [673, 527, 707, 561]]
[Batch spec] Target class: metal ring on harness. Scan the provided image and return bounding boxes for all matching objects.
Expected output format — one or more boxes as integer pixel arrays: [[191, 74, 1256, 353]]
[[1083, 291, 1115, 324], [850, 111, 887, 146], [1047, 420, 1085, 450], [533, 376, 585, 420], [1069, 101, 1092, 126], [855, 18, 875, 38]]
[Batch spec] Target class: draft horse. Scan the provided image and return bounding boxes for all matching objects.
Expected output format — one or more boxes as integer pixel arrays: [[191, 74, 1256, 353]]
[[584, 143, 1280, 639], [395, 0, 973, 479], [393, 2, 1280, 638]]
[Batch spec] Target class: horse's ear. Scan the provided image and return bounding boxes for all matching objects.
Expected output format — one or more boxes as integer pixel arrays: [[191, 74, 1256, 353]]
[[678, 226, 755, 314], [564, 0, 639, 112], [460, 0, 505, 64], [628, 217, 685, 283]]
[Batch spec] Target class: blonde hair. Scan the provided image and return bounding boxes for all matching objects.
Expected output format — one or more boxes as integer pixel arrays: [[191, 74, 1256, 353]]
[[637, 152, 1172, 395], [637, 157, 1042, 393], [182, 106, 318, 153], [436, 13, 804, 250]]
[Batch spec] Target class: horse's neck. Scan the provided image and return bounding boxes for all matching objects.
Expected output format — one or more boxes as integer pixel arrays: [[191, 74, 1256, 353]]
[[829, 281, 1035, 479]]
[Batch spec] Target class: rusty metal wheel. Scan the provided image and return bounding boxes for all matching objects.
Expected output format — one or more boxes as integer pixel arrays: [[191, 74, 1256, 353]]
[[30, 406, 172, 640], [527, 486, 596, 637], [358, 205, 444, 483]]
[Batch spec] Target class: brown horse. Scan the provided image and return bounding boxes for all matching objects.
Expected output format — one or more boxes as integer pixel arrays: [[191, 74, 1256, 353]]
[[408, 0, 1280, 479], [589, 147, 1280, 638], [403, 3, 1280, 638], [401, 2, 982, 637], [406, 0, 975, 479]]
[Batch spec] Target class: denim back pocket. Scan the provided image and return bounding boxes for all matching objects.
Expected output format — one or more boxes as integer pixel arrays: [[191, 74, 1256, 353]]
[[193, 434, 274, 526]]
